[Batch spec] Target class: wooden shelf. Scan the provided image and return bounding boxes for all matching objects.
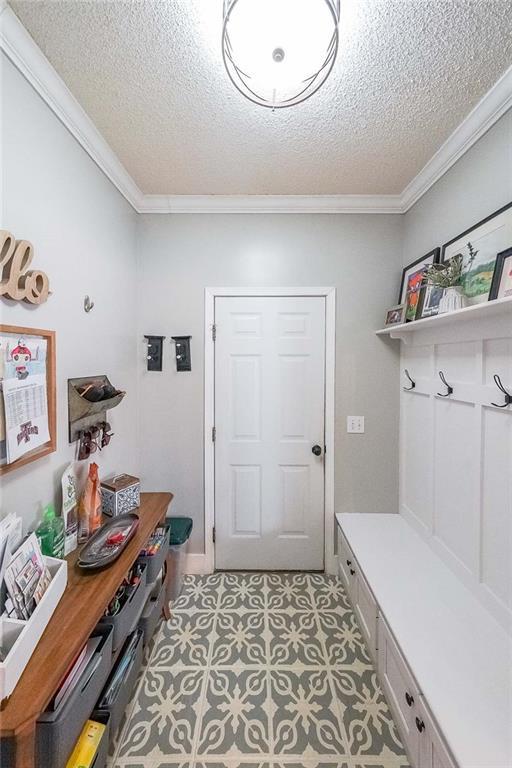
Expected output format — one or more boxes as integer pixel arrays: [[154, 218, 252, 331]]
[[0, 492, 173, 767], [376, 295, 512, 340]]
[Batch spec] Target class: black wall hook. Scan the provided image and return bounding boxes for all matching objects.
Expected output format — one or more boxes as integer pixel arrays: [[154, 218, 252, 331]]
[[491, 374, 512, 408], [403, 369, 416, 391], [437, 370, 453, 397]]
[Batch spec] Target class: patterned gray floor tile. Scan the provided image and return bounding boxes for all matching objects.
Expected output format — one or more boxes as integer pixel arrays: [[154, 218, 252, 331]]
[[266, 573, 314, 611], [308, 574, 351, 611], [173, 574, 223, 611], [153, 612, 216, 667], [331, 669, 406, 757], [114, 573, 408, 768], [268, 612, 325, 666], [270, 669, 346, 755], [119, 668, 205, 757], [318, 611, 372, 666], [218, 572, 267, 611], [197, 668, 269, 755], [211, 611, 266, 665]]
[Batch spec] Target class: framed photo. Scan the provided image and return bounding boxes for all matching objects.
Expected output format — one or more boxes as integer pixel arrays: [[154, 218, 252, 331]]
[[442, 202, 512, 305], [404, 268, 425, 322], [399, 248, 440, 305], [385, 304, 406, 326], [417, 284, 444, 319], [489, 247, 512, 300]]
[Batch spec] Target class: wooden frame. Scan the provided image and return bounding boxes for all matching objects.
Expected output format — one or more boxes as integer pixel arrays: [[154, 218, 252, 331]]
[[0, 324, 56, 475], [489, 247, 512, 300], [204, 287, 337, 576]]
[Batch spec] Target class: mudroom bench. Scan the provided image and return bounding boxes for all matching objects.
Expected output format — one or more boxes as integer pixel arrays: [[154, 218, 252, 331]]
[[336, 513, 512, 768]]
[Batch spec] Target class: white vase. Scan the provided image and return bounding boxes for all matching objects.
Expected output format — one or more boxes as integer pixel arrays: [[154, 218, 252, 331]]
[[438, 285, 467, 314]]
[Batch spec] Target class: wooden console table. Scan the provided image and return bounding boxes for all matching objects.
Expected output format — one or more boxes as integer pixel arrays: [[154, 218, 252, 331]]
[[0, 491, 173, 768]]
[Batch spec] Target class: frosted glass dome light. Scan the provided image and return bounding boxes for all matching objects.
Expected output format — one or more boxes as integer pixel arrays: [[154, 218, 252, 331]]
[[222, 0, 340, 109]]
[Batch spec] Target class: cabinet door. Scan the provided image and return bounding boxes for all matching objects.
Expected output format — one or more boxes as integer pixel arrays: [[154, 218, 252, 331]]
[[337, 528, 351, 590], [352, 565, 378, 659], [378, 616, 419, 763], [416, 699, 457, 768]]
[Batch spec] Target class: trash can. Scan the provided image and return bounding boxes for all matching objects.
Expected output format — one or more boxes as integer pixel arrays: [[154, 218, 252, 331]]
[[167, 516, 193, 603]]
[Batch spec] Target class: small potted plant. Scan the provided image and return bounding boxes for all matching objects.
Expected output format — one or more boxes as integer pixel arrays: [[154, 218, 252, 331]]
[[423, 243, 477, 314]]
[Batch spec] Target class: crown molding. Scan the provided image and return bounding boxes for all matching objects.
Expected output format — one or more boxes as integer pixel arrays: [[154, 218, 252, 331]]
[[0, 5, 144, 211], [2, 5, 511, 215], [400, 62, 512, 212], [137, 194, 404, 214]]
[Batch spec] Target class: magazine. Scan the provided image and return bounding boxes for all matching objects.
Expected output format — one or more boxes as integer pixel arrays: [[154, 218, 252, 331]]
[[3, 533, 51, 620]]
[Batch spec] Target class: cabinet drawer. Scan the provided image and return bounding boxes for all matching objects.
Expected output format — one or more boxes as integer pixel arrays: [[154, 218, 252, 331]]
[[416, 698, 457, 768], [378, 615, 419, 763]]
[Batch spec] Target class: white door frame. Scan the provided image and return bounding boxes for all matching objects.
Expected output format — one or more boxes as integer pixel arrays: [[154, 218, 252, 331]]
[[204, 286, 336, 574]]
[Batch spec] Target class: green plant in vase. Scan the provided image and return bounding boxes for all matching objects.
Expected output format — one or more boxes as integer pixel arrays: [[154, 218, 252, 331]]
[[423, 243, 478, 314]]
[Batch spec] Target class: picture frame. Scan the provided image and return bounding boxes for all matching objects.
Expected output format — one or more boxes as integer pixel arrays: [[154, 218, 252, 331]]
[[489, 247, 512, 301], [398, 248, 440, 305], [384, 304, 406, 327], [0, 324, 56, 475], [416, 284, 444, 319], [442, 201, 512, 305]]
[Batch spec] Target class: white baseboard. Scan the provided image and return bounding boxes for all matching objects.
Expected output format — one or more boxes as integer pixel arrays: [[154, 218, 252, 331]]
[[185, 553, 210, 575]]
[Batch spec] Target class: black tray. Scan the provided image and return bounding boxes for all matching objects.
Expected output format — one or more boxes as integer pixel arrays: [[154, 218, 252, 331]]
[[77, 513, 139, 569]]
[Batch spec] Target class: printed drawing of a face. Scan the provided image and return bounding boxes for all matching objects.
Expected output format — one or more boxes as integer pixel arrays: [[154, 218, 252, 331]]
[[11, 341, 31, 379]]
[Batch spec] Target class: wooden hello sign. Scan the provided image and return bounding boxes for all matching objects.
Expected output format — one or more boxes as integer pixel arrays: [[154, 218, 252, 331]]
[[0, 229, 50, 304]]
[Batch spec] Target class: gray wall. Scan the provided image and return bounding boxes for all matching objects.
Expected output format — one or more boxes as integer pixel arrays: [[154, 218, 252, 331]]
[[403, 108, 512, 264], [1, 55, 139, 532], [136, 214, 403, 553]]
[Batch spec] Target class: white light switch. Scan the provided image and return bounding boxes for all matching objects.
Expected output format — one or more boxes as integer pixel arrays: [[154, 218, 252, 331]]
[[347, 416, 365, 434]]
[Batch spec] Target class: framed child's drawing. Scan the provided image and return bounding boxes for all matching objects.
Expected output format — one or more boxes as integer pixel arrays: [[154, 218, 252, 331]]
[[0, 325, 56, 474]]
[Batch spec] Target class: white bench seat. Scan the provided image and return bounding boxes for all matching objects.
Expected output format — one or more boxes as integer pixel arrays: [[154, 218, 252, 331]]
[[336, 512, 512, 768]]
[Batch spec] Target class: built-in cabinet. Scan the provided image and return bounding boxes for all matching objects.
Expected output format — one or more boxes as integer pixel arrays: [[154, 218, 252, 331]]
[[337, 522, 457, 768]]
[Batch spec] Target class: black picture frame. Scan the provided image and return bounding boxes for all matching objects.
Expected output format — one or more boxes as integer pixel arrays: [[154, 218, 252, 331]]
[[399, 248, 440, 305], [441, 201, 512, 304], [489, 247, 512, 301]]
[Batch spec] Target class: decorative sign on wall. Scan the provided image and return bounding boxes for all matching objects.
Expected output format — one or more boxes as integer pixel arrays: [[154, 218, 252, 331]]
[[0, 230, 50, 304]]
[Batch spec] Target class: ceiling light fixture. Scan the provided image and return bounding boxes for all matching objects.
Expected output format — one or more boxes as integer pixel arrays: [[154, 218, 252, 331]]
[[222, 0, 340, 109]]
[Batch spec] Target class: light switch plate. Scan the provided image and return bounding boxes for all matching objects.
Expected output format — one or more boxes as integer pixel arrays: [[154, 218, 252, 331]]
[[347, 416, 365, 433]]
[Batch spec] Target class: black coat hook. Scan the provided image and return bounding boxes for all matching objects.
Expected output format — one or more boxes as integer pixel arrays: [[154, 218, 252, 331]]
[[491, 374, 512, 408], [403, 369, 416, 391], [437, 370, 453, 397]]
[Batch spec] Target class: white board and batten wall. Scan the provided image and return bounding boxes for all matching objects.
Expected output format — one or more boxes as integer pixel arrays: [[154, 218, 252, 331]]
[[399, 314, 512, 634]]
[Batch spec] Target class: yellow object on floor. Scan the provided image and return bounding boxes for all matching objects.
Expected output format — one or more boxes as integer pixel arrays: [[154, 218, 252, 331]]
[[65, 719, 105, 768]]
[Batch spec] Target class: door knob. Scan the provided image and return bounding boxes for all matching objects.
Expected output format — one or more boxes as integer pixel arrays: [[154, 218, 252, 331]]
[[312, 444, 322, 456]]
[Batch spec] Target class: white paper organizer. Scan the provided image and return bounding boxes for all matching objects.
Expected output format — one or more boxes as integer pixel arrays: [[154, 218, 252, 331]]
[[0, 557, 67, 702]]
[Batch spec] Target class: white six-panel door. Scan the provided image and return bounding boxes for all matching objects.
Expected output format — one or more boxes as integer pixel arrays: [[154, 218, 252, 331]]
[[214, 296, 326, 570]]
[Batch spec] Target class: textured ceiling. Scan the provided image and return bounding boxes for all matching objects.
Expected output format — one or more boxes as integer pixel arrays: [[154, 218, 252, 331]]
[[9, 0, 512, 195]]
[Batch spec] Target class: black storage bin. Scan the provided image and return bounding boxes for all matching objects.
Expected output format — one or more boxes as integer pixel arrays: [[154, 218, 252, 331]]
[[95, 630, 144, 741], [35, 625, 113, 768], [89, 711, 110, 768], [137, 524, 170, 585], [138, 580, 165, 646], [98, 564, 147, 653]]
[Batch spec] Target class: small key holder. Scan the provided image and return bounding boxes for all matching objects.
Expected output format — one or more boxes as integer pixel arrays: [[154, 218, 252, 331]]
[[172, 336, 192, 371]]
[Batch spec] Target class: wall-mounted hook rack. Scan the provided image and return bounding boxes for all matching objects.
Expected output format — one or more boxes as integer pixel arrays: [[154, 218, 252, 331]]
[[403, 369, 416, 391], [491, 374, 512, 408], [437, 370, 453, 397]]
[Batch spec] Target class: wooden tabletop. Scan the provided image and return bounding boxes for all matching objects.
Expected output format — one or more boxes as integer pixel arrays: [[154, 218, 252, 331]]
[[0, 492, 173, 737]]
